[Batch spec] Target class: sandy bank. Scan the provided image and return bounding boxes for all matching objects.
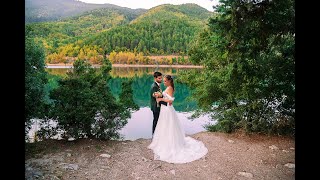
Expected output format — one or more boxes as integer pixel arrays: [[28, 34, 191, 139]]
[[25, 131, 294, 179]]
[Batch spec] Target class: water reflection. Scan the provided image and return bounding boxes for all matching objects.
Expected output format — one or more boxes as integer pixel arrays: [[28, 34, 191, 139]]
[[108, 73, 197, 112], [40, 67, 213, 141], [46, 66, 198, 78], [119, 107, 211, 141]]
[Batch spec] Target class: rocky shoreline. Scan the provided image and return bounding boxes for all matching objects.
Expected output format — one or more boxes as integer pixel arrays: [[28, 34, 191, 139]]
[[25, 131, 295, 180], [46, 63, 204, 68]]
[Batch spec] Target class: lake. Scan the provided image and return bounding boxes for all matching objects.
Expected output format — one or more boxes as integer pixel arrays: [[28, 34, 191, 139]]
[[28, 66, 215, 142]]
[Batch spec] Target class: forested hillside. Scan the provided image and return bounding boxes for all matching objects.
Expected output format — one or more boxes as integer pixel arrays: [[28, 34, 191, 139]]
[[26, 2, 213, 65], [87, 4, 211, 55], [25, 0, 146, 23]]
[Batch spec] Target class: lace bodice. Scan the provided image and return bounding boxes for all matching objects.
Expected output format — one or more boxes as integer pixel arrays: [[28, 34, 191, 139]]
[[163, 91, 175, 101]]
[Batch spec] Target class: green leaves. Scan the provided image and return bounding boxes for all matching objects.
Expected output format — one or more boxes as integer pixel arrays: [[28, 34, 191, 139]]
[[25, 32, 48, 136], [48, 59, 132, 140], [182, 0, 295, 135], [119, 79, 139, 111]]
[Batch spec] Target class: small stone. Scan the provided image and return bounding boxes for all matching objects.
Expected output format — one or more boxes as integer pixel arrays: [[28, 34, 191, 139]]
[[228, 140, 234, 143], [170, 170, 175, 175], [269, 145, 279, 150], [284, 163, 295, 169], [67, 153, 72, 157], [100, 154, 111, 158], [290, 147, 295, 150], [282, 150, 290, 153], [61, 163, 79, 170], [33, 170, 43, 177], [50, 175, 60, 180], [142, 157, 148, 162], [237, 171, 253, 178]]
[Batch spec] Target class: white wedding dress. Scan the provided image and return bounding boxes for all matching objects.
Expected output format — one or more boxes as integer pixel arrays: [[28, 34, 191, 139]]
[[148, 91, 208, 164]]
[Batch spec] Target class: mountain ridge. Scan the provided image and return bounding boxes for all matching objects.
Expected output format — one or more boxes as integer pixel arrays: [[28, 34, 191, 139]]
[[26, 0, 147, 23], [26, 1, 214, 64]]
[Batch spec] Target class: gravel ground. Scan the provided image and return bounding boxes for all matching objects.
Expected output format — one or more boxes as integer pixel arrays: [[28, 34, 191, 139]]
[[25, 131, 295, 180]]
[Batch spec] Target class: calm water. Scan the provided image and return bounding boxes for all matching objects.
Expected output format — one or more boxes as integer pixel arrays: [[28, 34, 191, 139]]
[[28, 67, 214, 142], [118, 107, 211, 140]]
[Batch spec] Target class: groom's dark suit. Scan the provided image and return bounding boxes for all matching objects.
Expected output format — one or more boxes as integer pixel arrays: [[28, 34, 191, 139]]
[[150, 82, 167, 135]]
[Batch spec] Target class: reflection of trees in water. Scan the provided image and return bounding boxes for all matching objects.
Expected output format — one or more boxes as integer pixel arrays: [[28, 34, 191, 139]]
[[46, 67, 199, 112], [109, 74, 197, 112], [46, 67, 200, 78], [46, 68, 70, 77], [110, 67, 179, 78]]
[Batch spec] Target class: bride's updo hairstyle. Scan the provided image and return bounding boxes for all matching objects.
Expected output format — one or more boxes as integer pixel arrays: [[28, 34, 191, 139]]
[[164, 75, 174, 91]]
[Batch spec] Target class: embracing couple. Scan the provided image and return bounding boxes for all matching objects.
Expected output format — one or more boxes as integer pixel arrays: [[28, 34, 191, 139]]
[[148, 71, 208, 164]]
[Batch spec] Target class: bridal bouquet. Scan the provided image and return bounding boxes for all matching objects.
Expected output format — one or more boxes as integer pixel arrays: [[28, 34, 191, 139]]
[[154, 91, 162, 107]]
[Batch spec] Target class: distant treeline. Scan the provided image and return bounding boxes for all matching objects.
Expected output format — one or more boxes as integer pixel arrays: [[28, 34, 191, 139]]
[[26, 4, 212, 65]]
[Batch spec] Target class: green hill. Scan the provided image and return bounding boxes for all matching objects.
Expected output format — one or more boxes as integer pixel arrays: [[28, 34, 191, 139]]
[[85, 3, 212, 55], [131, 3, 212, 24], [26, 3, 214, 64], [25, 0, 146, 23]]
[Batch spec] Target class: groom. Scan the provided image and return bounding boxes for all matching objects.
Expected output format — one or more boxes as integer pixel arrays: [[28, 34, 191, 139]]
[[150, 71, 167, 135]]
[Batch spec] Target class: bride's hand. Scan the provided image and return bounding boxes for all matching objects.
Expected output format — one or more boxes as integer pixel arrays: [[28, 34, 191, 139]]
[[156, 98, 162, 102]]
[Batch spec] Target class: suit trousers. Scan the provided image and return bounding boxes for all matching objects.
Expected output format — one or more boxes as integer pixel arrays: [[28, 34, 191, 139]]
[[152, 111, 160, 135]]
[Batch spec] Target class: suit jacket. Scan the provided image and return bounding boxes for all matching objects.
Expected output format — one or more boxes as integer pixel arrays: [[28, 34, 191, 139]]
[[150, 82, 167, 112]]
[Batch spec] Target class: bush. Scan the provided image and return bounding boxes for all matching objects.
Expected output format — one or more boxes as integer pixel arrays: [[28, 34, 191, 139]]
[[25, 28, 48, 138], [180, 0, 295, 136], [48, 59, 133, 140]]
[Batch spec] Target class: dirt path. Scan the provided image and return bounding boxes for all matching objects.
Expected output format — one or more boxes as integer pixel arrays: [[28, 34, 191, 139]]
[[25, 132, 295, 180]]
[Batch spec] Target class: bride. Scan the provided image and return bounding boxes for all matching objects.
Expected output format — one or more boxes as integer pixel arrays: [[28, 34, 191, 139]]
[[148, 75, 208, 164]]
